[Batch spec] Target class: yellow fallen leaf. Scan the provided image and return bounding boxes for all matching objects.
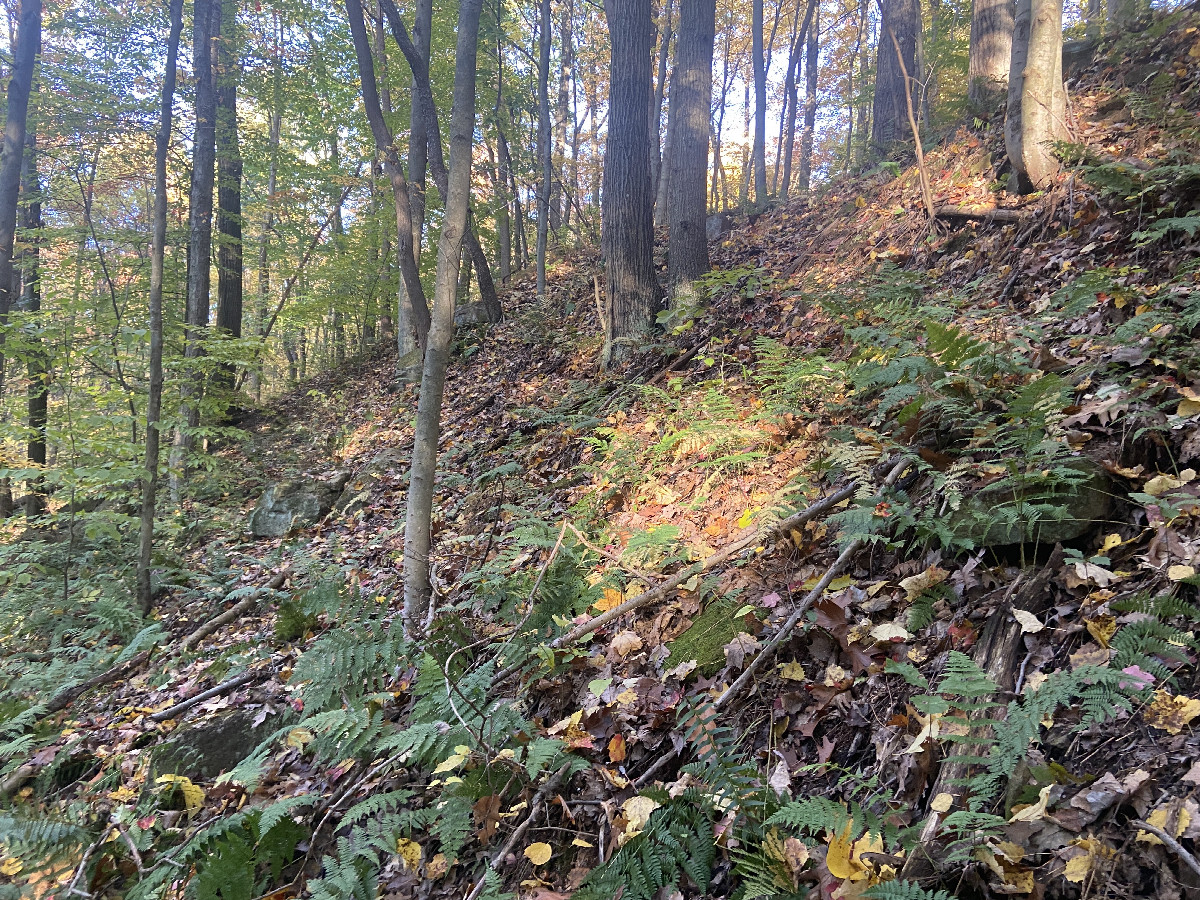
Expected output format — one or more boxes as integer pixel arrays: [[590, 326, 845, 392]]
[[433, 753, 467, 774], [737, 508, 757, 528], [1138, 803, 1191, 845], [1086, 614, 1117, 648], [622, 795, 661, 835], [396, 838, 423, 870], [426, 852, 450, 878], [1177, 398, 1200, 417], [1100, 533, 1123, 553], [930, 792, 954, 814], [595, 587, 625, 611], [285, 727, 313, 749], [1168, 565, 1196, 582], [778, 662, 807, 682], [870, 622, 911, 643], [0, 857, 22, 876], [154, 774, 205, 811], [1144, 468, 1196, 497], [1144, 690, 1200, 735], [1009, 784, 1052, 823], [572, 838, 594, 848], [825, 822, 858, 880], [898, 566, 949, 599], [523, 842, 553, 866]]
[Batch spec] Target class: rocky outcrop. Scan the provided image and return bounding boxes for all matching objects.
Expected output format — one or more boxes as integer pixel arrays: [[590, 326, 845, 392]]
[[248, 471, 351, 537]]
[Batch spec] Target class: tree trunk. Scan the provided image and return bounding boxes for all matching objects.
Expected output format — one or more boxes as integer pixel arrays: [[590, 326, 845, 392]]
[[650, 0, 674, 205], [215, 0, 243, 390], [408, 0, 433, 259], [496, 132, 512, 280], [853, 0, 871, 166], [345, 0, 429, 366], [968, 0, 1014, 105], [536, 0, 553, 299], [0, 0, 41, 417], [666, 0, 715, 297], [602, 0, 659, 366], [653, 77, 675, 228], [170, 0, 220, 500], [1005, 0, 1066, 191], [251, 13, 282, 401], [781, 0, 816, 198], [21, 132, 45, 518], [871, 0, 922, 150], [751, 0, 768, 205], [797, 5, 819, 191], [552, 0, 573, 231], [402, 0, 484, 632]]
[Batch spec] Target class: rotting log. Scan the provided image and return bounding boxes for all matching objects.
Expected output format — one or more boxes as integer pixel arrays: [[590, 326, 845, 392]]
[[935, 204, 1029, 223], [900, 545, 1064, 881]]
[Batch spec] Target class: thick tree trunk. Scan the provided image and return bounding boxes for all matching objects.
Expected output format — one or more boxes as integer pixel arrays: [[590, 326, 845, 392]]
[[536, 0, 553, 299], [797, 6, 819, 190], [402, 0, 484, 631], [0, 0, 41, 418], [1005, 0, 1066, 191], [602, 0, 659, 365], [871, 0, 922, 150], [215, 0, 243, 391], [666, 0, 715, 297], [345, 0, 429, 366], [751, 0, 767, 205], [968, 0, 1014, 105], [408, 0, 433, 259], [170, 0, 220, 500]]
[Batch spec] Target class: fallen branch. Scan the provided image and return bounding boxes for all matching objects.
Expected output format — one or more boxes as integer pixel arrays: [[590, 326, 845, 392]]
[[464, 762, 572, 900], [181, 568, 291, 652], [1132, 819, 1200, 879], [935, 204, 1029, 223], [147, 669, 260, 723], [491, 478, 863, 688]]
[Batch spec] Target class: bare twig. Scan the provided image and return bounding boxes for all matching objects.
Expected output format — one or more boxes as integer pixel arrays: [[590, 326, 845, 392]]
[[1132, 820, 1200, 879], [180, 568, 291, 652]]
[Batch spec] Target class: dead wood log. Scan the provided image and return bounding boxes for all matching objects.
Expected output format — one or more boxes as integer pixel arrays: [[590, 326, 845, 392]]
[[934, 204, 1029, 223], [147, 669, 261, 723], [900, 545, 1064, 881]]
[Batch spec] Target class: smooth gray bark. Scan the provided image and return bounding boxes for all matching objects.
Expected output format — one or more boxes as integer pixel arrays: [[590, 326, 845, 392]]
[[535, 0, 552, 299], [751, 0, 767, 205], [402, 0, 484, 630], [1005, 0, 1067, 190]]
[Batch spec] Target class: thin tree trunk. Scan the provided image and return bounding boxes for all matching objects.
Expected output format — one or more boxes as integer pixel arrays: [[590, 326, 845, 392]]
[[854, 0, 871, 166], [402, 0, 484, 631], [215, 0, 243, 393], [752, 0, 767, 205], [650, 0, 674, 204], [345, 0, 430, 366], [667, 0, 715, 297], [782, 0, 816, 198], [251, 10, 282, 401], [21, 131, 45, 517], [139, 0, 184, 614], [535, 0, 552, 299], [653, 83, 675, 228], [797, 5, 819, 191], [497, 131, 513, 280], [408, 0, 433, 259], [552, 0, 573, 231], [602, 0, 659, 365], [170, 0, 219, 500]]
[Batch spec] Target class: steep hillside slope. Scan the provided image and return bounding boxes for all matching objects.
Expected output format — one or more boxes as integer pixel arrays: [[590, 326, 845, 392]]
[[7, 9, 1200, 900]]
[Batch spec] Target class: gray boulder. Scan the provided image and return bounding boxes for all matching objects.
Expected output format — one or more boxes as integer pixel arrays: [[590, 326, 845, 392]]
[[706, 212, 731, 242], [334, 448, 408, 517], [454, 301, 502, 326], [249, 471, 352, 537], [152, 708, 284, 781], [949, 461, 1113, 548]]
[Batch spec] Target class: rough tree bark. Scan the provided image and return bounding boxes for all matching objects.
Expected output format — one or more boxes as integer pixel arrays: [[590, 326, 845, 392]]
[[601, 0, 660, 365], [402, 0, 484, 631], [782, 0, 816, 197], [871, 0, 922, 150], [170, 0, 220, 501], [0, 0, 41, 438], [21, 132, 45, 518], [666, 0, 715, 297], [968, 0, 1014, 105], [345, 0, 429, 367], [1005, 0, 1067, 191], [751, 0, 767, 205]]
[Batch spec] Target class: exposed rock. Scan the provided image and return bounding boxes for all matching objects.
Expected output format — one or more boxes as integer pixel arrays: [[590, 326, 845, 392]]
[[1062, 38, 1099, 77], [152, 709, 285, 781], [249, 471, 352, 537], [334, 448, 408, 517], [454, 301, 502, 326], [950, 461, 1113, 548], [706, 212, 731, 242]]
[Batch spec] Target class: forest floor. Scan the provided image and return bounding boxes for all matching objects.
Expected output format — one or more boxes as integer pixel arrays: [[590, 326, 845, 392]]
[[10, 6, 1200, 900]]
